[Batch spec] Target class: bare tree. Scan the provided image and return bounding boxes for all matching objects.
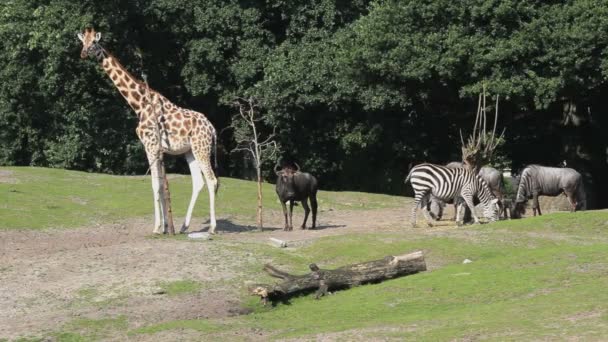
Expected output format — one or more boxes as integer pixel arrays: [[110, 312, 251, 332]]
[[231, 97, 280, 230], [460, 84, 505, 173]]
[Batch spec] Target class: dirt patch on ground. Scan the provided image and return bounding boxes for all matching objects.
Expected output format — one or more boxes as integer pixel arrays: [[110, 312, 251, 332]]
[[0, 205, 421, 340], [0, 170, 18, 184], [0, 201, 579, 340]]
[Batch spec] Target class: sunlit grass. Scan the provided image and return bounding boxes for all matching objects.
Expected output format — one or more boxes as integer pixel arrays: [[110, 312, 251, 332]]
[[0, 166, 406, 229]]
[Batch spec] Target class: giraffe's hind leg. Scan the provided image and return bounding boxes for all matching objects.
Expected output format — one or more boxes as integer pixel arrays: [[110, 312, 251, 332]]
[[180, 151, 204, 233], [192, 138, 218, 234]]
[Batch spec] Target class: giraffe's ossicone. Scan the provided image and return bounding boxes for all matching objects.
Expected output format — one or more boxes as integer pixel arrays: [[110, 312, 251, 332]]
[[78, 27, 219, 234]]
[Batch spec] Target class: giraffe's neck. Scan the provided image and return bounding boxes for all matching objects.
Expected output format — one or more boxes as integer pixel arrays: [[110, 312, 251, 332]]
[[100, 51, 150, 116]]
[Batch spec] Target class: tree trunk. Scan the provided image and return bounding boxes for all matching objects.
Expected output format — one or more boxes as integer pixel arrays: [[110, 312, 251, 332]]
[[163, 175, 175, 235], [256, 173, 263, 231], [250, 251, 426, 304], [159, 161, 175, 235]]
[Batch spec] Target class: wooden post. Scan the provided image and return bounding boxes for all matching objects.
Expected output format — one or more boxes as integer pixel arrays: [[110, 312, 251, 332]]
[[163, 175, 175, 235], [159, 159, 175, 235], [256, 172, 263, 231]]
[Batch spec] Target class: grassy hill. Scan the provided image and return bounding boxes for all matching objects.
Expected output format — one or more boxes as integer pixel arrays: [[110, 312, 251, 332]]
[[118, 211, 608, 341], [0, 167, 403, 230], [2, 167, 608, 341]]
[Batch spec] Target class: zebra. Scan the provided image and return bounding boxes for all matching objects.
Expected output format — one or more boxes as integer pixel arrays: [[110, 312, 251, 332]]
[[428, 162, 505, 221], [405, 163, 501, 227]]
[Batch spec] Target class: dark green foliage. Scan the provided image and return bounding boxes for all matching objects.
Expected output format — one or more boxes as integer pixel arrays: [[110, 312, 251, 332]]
[[0, 0, 606, 206]]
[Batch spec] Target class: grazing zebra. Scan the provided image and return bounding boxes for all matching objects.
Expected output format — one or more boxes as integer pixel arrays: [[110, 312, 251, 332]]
[[514, 165, 585, 216], [429, 162, 505, 221], [405, 163, 500, 227]]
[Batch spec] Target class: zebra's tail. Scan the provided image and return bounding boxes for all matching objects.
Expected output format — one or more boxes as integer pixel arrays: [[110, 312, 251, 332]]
[[404, 163, 416, 184]]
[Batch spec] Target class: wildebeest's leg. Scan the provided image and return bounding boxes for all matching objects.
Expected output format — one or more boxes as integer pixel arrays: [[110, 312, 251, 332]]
[[301, 198, 311, 229], [564, 190, 577, 212], [532, 192, 541, 216], [452, 203, 458, 221], [281, 201, 289, 231], [310, 195, 318, 229], [289, 200, 295, 231], [503, 204, 511, 220]]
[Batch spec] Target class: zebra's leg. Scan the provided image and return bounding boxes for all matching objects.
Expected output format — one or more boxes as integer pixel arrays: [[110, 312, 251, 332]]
[[455, 202, 466, 226], [410, 203, 418, 228], [410, 191, 429, 228], [419, 195, 434, 227], [462, 195, 481, 224]]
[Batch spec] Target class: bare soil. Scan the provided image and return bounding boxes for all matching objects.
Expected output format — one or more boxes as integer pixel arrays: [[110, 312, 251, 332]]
[[0, 198, 570, 340], [0, 206, 419, 340]]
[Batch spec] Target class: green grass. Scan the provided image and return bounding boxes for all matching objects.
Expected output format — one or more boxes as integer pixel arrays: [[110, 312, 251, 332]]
[[157, 279, 202, 296], [130, 210, 608, 340], [4, 167, 608, 340], [0, 166, 405, 229], [53, 316, 128, 341], [129, 319, 222, 335]]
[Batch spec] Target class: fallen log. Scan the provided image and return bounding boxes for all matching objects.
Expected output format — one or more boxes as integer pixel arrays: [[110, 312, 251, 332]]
[[250, 250, 426, 305]]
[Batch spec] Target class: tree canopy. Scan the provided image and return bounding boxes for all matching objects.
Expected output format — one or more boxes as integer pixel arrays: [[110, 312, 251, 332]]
[[1, 0, 607, 206]]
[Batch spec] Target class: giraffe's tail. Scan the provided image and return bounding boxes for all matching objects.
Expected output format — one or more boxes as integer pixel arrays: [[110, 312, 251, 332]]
[[212, 129, 218, 169]]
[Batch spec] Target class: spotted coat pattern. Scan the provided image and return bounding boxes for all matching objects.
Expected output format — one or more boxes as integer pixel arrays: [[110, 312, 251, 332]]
[[79, 28, 218, 234]]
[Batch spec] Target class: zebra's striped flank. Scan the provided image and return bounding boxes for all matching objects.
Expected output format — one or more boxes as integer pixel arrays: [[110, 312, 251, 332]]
[[405, 163, 499, 227]]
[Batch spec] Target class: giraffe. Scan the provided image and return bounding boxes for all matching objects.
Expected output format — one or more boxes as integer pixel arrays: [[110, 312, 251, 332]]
[[78, 28, 219, 234]]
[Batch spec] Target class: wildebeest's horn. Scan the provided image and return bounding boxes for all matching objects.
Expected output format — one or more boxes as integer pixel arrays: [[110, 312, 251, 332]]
[[274, 163, 282, 174], [294, 163, 301, 172]]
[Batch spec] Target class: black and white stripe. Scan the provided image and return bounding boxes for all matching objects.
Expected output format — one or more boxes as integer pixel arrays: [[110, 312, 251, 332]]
[[405, 163, 500, 227]]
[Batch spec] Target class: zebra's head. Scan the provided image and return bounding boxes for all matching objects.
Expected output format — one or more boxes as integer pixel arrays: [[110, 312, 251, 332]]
[[483, 198, 501, 222]]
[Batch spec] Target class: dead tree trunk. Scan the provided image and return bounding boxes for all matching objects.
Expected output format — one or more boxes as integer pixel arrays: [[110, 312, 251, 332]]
[[256, 169, 263, 230], [460, 84, 504, 173], [231, 97, 279, 232], [161, 168, 175, 235], [250, 251, 426, 304]]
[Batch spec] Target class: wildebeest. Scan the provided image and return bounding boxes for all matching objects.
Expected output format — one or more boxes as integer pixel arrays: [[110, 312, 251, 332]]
[[405, 163, 500, 227], [275, 163, 318, 231], [429, 162, 505, 221], [514, 165, 586, 216]]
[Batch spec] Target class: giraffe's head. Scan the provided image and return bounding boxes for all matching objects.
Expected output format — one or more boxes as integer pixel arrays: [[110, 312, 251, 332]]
[[77, 28, 103, 60]]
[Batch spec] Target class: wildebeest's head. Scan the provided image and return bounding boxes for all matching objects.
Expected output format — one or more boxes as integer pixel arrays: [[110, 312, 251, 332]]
[[511, 201, 526, 218], [275, 163, 300, 200]]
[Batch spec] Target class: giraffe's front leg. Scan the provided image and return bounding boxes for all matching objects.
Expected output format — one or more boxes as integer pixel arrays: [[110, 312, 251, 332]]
[[149, 165, 164, 234], [180, 151, 204, 234], [146, 149, 165, 234]]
